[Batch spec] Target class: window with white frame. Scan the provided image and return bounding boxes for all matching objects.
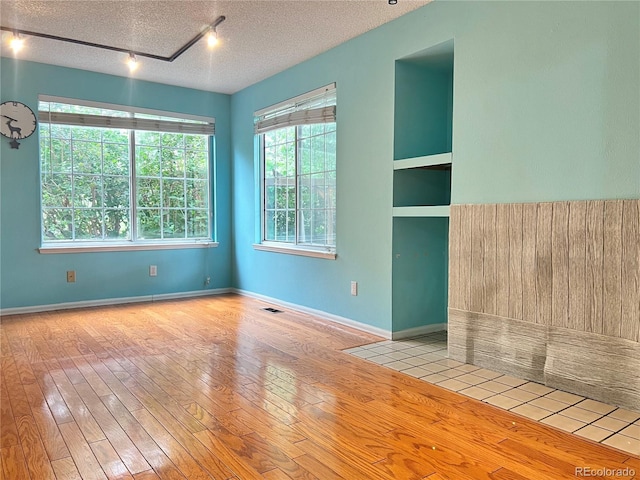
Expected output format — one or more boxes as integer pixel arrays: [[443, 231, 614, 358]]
[[38, 97, 214, 245], [255, 84, 336, 253]]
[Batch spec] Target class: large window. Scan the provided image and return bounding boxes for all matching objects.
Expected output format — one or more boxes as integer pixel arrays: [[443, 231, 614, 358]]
[[39, 97, 214, 246], [255, 84, 336, 255]]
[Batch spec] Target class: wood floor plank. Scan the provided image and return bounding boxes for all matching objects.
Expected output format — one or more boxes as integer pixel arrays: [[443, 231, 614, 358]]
[[89, 439, 132, 480], [51, 456, 82, 480], [58, 421, 108, 480], [1, 445, 31, 480], [0, 381, 19, 449], [48, 371, 106, 444], [15, 415, 56, 480], [73, 382, 151, 475], [100, 395, 187, 480], [130, 408, 228, 480]]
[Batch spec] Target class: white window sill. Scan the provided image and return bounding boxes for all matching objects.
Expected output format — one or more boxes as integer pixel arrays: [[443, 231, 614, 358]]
[[39, 241, 219, 254], [253, 243, 336, 260]]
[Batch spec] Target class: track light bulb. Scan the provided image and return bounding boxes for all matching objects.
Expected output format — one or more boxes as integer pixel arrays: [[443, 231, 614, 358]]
[[389, 0, 398, 4], [207, 28, 218, 48], [10, 33, 24, 53], [127, 53, 138, 72]]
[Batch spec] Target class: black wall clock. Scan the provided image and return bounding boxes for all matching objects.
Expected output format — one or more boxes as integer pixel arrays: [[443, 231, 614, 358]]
[[0, 101, 38, 149]]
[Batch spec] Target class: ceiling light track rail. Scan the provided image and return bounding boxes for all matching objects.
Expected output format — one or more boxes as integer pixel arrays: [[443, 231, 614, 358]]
[[0, 15, 225, 62]]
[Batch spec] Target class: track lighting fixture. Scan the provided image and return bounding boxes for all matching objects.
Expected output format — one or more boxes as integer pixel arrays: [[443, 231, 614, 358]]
[[9, 32, 24, 53], [127, 53, 138, 72], [207, 27, 218, 48], [1, 15, 226, 72]]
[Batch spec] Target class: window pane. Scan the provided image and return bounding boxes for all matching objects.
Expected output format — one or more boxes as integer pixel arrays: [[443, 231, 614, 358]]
[[102, 129, 129, 144], [186, 180, 208, 208], [161, 148, 185, 177], [187, 210, 209, 237], [137, 209, 161, 239], [299, 138, 311, 175], [104, 176, 130, 209], [50, 139, 72, 173], [185, 134, 206, 150], [137, 131, 160, 146], [41, 174, 72, 207], [312, 210, 327, 245], [103, 143, 129, 176], [286, 210, 295, 242], [74, 175, 103, 208], [71, 126, 101, 142], [312, 173, 325, 209], [136, 146, 161, 177], [163, 179, 185, 208], [265, 185, 276, 209], [185, 150, 207, 179], [72, 140, 103, 174], [105, 209, 130, 239], [74, 209, 103, 239], [161, 132, 184, 148], [298, 175, 311, 210], [163, 209, 185, 238], [265, 210, 276, 241], [298, 209, 312, 244], [137, 178, 161, 207], [42, 208, 72, 240]]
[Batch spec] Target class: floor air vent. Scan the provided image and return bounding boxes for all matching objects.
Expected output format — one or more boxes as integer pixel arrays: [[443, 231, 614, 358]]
[[262, 307, 283, 313]]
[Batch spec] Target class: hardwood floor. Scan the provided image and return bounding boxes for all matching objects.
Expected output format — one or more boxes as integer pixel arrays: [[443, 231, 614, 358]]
[[1, 294, 637, 479]]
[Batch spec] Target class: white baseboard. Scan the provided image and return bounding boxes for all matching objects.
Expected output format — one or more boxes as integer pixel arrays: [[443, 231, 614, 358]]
[[233, 288, 392, 339], [391, 323, 448, 340], [0, 288, 232, 316]]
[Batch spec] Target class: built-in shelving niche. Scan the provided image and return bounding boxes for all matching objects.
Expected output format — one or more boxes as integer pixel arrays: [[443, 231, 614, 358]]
[[391, 40, 454, 334]]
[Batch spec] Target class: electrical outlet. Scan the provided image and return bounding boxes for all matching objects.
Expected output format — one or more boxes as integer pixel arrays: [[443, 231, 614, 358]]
[[149, 265, 157, 277], [204, 276, 211, 286], [351, 281, 358, 296], [66, 270, 76, 283]]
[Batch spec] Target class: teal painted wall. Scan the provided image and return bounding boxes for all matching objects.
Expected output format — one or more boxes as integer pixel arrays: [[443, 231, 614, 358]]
[[394, 59, 453, 160], [231, 1, 640, 332], [392, 217, 449, 330], [0, 59, 232, 309]]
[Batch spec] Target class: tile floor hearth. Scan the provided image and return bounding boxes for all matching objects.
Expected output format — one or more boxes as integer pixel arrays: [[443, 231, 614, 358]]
[[343, 331, 640, 456]]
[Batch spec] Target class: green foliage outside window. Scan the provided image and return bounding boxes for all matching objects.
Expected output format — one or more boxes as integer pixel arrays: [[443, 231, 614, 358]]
[[263, 123, 336, 247], [40, 117, 211, 242]]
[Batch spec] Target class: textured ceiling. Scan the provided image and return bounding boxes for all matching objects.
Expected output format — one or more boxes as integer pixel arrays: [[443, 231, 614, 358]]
[[0, 0, 430, 94]]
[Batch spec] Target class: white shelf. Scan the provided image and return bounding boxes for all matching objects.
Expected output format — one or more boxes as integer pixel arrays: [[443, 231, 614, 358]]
[[393, 206, 450, 218], [393, 152, 452, 170]]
